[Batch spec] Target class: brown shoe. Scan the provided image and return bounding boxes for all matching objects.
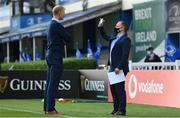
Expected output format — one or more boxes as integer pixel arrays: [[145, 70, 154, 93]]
[[45, 110, 59, 115]]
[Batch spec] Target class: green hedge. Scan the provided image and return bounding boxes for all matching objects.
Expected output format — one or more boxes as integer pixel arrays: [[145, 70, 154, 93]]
[[1, 58, 96, 71]]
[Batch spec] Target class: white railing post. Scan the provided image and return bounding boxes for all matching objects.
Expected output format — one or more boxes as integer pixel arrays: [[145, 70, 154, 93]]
[[175, 60, 178, 70], [175, 60, 180, 70], [130, 62, 178, 70], [129, 60, 132, 71]]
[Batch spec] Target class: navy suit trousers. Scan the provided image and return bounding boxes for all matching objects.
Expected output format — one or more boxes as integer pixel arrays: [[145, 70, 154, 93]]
[[110, 82, 126, 112], [44, 62, 62, 112]]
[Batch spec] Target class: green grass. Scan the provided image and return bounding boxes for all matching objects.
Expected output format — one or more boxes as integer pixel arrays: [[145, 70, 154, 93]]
[[0, 99, 180, 117]]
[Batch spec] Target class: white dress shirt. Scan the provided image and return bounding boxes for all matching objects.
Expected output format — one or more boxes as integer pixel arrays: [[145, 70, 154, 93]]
[[52, 17, 61, 23], [110, 34, 124, 64]]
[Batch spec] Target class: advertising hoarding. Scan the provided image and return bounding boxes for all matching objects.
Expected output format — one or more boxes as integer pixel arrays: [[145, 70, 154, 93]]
[[108, 70, 180, 108], [0, 71, 80, 99], [133, 0, 166, 62]]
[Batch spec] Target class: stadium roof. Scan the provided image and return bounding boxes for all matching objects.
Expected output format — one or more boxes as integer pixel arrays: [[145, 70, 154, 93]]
[[0, 1, 121, 43]]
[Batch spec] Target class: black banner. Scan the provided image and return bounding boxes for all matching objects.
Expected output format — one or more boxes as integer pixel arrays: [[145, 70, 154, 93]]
[[79, 70, 108, 100], [0, 71, 80, 99], [166, 0, 180, 32]]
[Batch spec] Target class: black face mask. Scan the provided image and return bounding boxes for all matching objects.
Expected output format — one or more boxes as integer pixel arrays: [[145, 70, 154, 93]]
[[114, 28, 121, 33]]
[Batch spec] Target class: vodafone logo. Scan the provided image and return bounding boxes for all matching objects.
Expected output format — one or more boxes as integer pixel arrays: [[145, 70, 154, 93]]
[[128, 74, 164, 99], [128, 74, 138, 99]]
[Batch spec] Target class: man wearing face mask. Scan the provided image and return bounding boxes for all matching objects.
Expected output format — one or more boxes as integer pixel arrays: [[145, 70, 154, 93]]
[[144, 47, 162, 62], [44, 5, 71, 115], [98, 19, 131, 116]]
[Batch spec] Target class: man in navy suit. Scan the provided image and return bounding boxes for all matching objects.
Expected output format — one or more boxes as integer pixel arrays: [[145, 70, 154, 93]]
[[44, 5, 71, 115], [98, 20, 131, 116]]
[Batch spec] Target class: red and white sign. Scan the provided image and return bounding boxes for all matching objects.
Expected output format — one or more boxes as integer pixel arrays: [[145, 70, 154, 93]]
[[108, 70, 180, 108]]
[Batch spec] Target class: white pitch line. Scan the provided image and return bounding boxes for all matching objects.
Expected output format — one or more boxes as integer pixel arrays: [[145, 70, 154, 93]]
[[0, 106, 76, 118], [0, 106, 43, 114], [0, 106, 123, 118]]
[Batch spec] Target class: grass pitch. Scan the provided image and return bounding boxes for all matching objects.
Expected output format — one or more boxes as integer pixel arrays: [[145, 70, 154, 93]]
[[0, 99, 180, 117]]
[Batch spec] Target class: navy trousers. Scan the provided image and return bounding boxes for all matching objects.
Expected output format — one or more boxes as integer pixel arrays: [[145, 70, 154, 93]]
[[44, 62, 62, 112], [110, 82, 126, 112]]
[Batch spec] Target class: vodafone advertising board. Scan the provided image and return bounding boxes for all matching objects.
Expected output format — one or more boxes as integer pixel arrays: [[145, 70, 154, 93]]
[[108, 70, 180, 108]]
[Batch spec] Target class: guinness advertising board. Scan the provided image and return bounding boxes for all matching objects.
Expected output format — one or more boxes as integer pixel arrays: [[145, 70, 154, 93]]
[[79, 70, 108, 100], [0, 71, 80, 99]]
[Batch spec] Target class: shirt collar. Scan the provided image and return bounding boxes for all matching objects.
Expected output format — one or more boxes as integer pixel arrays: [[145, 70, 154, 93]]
[[52, 17, 61, 23], [116, 33, 124, 40]]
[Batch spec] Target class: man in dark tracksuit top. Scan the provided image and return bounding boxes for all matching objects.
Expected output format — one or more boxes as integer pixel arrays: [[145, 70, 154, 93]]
[[44, 5, 71, 115], [98, 20, 131, 116]]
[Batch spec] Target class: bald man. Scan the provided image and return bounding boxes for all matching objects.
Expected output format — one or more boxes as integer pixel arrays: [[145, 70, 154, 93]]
[[44, 5, 71, 115], [98, 20, 131, 116]]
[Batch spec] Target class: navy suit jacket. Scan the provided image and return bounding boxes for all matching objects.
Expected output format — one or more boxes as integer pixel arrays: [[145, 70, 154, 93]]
[[46, 20, 71, 65], [99, 27, 131, 75]]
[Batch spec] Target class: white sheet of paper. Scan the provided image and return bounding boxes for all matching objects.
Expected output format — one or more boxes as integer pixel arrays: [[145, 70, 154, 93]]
[[107, 71, 125, 85]]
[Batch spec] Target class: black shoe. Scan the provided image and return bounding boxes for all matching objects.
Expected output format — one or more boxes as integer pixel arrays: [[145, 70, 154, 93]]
[[114, 111, 126, 116], [110, 110, 117, 115]]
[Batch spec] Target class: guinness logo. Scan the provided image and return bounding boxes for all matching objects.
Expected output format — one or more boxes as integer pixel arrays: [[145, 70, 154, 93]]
[[80, 74, 105, 92], [0, 76, 8, 94]]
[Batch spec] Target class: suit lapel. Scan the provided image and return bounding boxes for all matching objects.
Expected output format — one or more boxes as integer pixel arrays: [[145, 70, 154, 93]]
[[111, 34, 126, 52]]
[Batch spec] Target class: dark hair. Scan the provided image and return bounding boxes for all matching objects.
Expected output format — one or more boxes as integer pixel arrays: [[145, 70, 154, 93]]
[[120, 21, 129, 32]]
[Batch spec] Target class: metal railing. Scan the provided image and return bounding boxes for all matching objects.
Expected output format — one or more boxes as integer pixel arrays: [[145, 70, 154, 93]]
[[129, 60, 180, 70]]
